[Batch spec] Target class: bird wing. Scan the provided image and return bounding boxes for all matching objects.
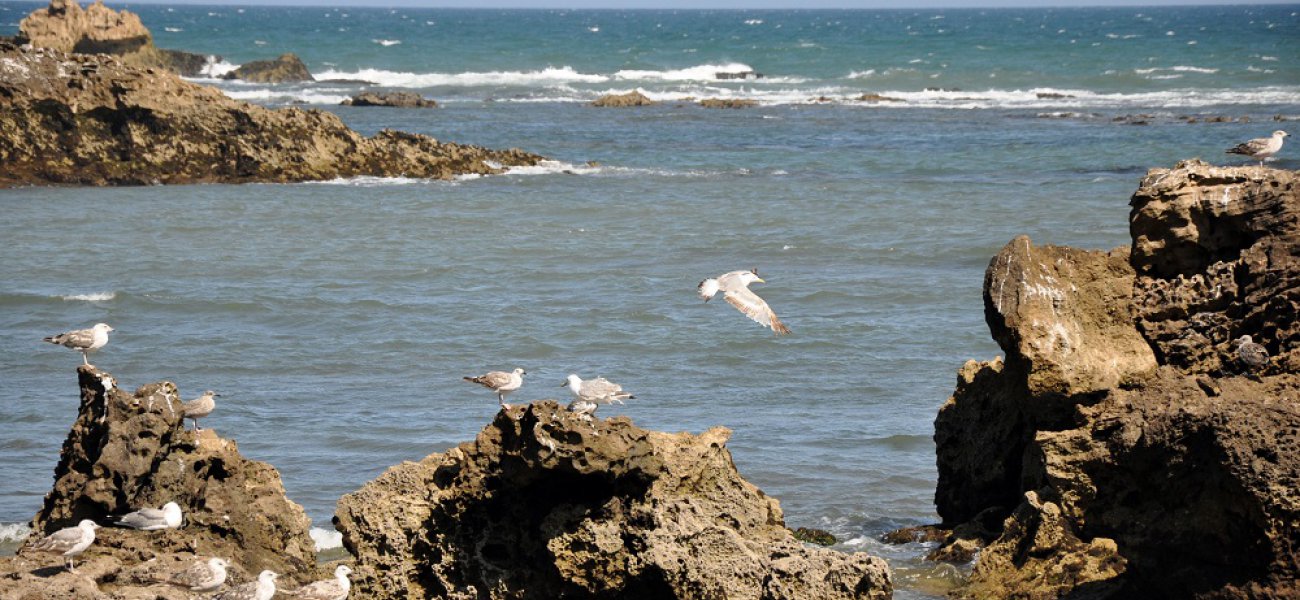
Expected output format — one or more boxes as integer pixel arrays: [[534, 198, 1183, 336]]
[[213, 582, 257, 600], [480, 371, 513, 388], [1228, 137, 1267, 155], [292, 580, 344, 600], [46, 328, 94, 349], [32, 527, 82, 551], [169, 561, 212, 586], [117, 507, 165, 528], [1241, 345, 1270, 365], [724, 288, 791, 334], [582, 378, 620, 397]]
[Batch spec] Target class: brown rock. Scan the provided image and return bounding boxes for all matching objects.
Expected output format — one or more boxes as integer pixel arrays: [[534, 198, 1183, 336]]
[[222, 52, 314, 83], [17, 1, 213, 76], [858, 93, 904, 103], [335, 401, 892, 599], [342, 91, 438, 108], [698, 97, 759, 109], [0, 42, 543, 186], [590, 90, 657, 107]]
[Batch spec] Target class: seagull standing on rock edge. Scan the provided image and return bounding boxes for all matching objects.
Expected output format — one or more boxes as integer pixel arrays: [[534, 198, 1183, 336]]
[[43, 322, 113, 365], [463, 368, 526, 408], [182, 390, 220, 432], [698, 269, 791, 334], [27, 519, 98, 573], [562, 374, 635, 409], [1226, 130, 1288, 165]]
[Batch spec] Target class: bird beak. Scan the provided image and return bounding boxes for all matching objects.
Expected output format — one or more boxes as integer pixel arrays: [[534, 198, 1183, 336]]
[[559, 381, 566, 387], [756, 277, 766, 283]]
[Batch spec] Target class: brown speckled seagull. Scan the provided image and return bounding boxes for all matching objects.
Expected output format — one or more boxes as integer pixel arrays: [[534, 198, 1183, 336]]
[[463, 368, 526, 407]]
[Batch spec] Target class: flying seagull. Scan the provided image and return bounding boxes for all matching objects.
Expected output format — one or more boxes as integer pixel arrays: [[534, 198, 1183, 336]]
[[182, 390, 220, 432], [213, 570, 278, 600], [1226, 130, 1288, 165], [110, 501, 183, 530], [28, 519, 98, 573], [43, 323, 113, 365], [1234, 335, 1269, 370], [160, 557, 228, 592], [562, 374, 634, 408], [697, 269, 791, 334], [285, 564, 352, 600], [463, 368, 526, 407]]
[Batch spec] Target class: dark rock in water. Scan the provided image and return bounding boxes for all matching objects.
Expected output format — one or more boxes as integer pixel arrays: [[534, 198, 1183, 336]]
[[933, 162, 1300, 599], [880, 524, 950, 545], [335, 401, 892, 599], [792, 527, 838, 546], [715, 70, 764, 80], [1035, 92, 1074, 99], [0, 365, 330, 596], [858, 93, 904, 103], [0, 41, 544, 186], [222, 52, 314, 83], [699, 97, 759, 109], [17, 0, 217, 77], [342, 91, 438, 108], [590, 90, 657, 107]]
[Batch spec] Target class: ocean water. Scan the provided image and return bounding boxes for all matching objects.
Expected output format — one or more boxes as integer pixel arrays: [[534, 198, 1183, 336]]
[[1, 3, 1297, 597]]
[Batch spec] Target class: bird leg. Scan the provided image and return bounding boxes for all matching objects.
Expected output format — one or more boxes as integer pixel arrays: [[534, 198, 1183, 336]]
[[81, 352, 90, 366]]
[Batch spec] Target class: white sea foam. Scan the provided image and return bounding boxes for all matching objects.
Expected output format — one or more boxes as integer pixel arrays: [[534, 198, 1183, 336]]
[[313, 66, 608, 87], [61, 291, 116, 302], [312, 176, 428, 186], [504, 160, 602, 176], [197, 57, 238, 78], [310, 527, 342, 551], [373, 39, 402, 46], [1134, 65, 1219, 75], [220, 88, 350, 105], [0, 522, 31, 544], [745, 19, 763, 25], [613, 62, 756, 82], [164, 27, 183, 32]]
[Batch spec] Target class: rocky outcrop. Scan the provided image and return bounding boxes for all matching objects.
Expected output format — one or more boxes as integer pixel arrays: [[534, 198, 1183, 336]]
[[590, 90, 657, 107], [926, 161, 1300, 599], [342, 91, 438, 108], [18, 0, 212, 76], [0, 365, 330, 598], [335, 401, 892, 600], [698, 98, 759, 109], [221, 52, 314, 83], [0, 42, 543, 186]]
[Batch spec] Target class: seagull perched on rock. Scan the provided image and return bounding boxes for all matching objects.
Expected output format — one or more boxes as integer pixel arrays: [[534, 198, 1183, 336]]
[[213, 570, 278, 600], [1234, 335, 1270, 370], [1226, 130, 1288, 165], [43, 323, 113, 365], [562, 374, 634, 409], [27, 519, 98, 573], [285, 564, 352, 600], [463, 368, 526, 407], [182, 390, 220, 432], [697, 269, 791, 334], [110, 501, 183, 530], [567, 399, 599, 420], [160, 557, 228, 592]]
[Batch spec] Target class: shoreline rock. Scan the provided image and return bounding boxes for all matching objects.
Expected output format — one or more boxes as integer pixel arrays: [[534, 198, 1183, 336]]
[[221, 52, 314, 83], [0, 41, 543, 186], [590, 90, 657, 107], [342, 91, 439, 108], [18, 0, 214, 77], [335, 400, 892, 599]]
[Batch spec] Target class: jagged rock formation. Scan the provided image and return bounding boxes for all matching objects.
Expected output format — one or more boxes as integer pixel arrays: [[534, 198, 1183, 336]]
[[927, 161, 1300, 599], [17, 0, 211, 76], [221, 52, 314, 83], [0, 42, 543, 186], [590, 90, 657, 107], [342, 91, 439, 108], [0, 365, 329, 598], [335, 401, 892, 600]]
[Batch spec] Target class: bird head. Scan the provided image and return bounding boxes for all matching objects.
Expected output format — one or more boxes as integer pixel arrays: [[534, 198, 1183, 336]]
[[336, 565, 353, 577], [1275, 130, 1289, 138], [94, 323, 114, 333]]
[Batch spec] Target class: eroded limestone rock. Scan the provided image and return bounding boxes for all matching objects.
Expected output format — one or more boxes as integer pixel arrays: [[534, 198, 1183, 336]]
[[18, 0, 212, 76]]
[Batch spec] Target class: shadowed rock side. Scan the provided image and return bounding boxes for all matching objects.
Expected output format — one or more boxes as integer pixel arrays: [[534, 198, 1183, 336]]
[[335, 401, 892, 600], [0, 365, 329, 599], [927, 161, 1300, 599], [0, 42, 543, 186], [18, 0, 211, 76]]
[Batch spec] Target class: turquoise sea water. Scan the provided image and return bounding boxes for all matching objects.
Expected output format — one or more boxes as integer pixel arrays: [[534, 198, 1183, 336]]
[[1, 3, 1298, 597]]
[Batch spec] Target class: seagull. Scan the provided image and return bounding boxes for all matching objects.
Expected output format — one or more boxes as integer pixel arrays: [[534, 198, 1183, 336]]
[[285, 564, 352, 600], [562, 374, 635, 407], [27, 519, 98, 573], [109, 501, 183, 530], [567, 399, 599, 419], [697, 269, 791, 334], [463, 368, 526, 407], [1226, 130, 1288, 165], [1234, 335, 1269, 370], [160, 557, 228, 592], [43, 323, 113, 365], [182, 390, 220, 432], [213, 570, 278, 600]]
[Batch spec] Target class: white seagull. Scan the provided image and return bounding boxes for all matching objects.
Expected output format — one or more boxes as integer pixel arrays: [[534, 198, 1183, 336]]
[[28, 519, 98, 573], [1234, 335, 1270, 370], [697, 269, 791, 334], [463, 368, 526, 407], [43, 323, 114, 365], [562, 374, 635, 408], [286, 564, 352, 600], [110, 501, 183, 530], [1226, 130, 1288, 165], [161, 556, 228, 592], [182, 390, 220, 432], [213, 570, 278, 600]]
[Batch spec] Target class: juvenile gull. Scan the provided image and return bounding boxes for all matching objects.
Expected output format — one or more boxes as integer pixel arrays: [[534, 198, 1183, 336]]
[[1226, 130, 1288, 165], [213, 569, 278, 600], [562, 374, 635, 407], [567, 399, 599, 419], [110, 501, 183, 530], [182, 390, 220, 432], [697, 269, 791, 334], [43, 322, 113, 365], [28, 519, 98, 573], [285, 564, 352, 600], [160, 556, 228, 592], [1234, 335, 1270, 370], [464, 368, 526, 407]]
